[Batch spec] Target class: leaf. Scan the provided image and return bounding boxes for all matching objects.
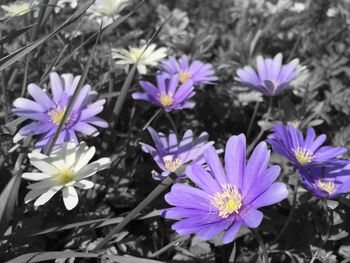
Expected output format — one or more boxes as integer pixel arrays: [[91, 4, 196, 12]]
[[0, 174, 22, 236], [44, 23, 101, 155], [5, 251, 99, 263], [0, 0, 94, 72], [0, 23, 37, 45], [104, 255, 165, 263]]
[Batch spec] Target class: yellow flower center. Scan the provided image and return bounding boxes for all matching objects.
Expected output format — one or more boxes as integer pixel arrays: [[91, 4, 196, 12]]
[[159, 94, 174, 107], [57, 168, 74, 185], [317, 180, 335, 195], [210, 184, 242, 218], [293, 147, 314, 165], [48, 107, 70, 126], [179, 71, 191, 84], [163, 156, 183, 172], [130, 48, 143, 61]]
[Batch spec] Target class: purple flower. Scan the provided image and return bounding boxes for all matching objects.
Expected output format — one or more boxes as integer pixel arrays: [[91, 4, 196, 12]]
[[235, 53, 299, 96], [268, 124, 347, 167], [13, 72, 108, 150], [162, 134, 288, 244], [132, 74, 195, 112], [159, 55, 217, 85], [140, 127, 214, 180], [300, 161, 350, 199]]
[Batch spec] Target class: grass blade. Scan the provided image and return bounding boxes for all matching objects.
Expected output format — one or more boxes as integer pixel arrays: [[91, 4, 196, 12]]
[[5, 251, 99, 263], [0, 0, 94, 72], [109, 15, 171, 128], [92, 163, 187, 252], [44, 26, 101, 155]]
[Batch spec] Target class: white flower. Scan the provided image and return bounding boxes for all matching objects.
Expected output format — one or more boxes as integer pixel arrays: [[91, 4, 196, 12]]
[[22, 142, 110, 210], [89, 0, 129, 16], [112, 43, 167, 74], [55, 0, 78, 13], [1, 1, 38, 17]]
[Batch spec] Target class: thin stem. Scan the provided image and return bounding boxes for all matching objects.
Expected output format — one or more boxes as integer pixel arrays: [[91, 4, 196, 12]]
[[165, 112, 179, 139], [228, 242, 237, 263], [271, 176, 299, 244], [149, 235, 189, 258], [251, 228, 269, 263], [1, 71, 9, 122], [247, 101, 260, 139], [247, 96, 273, 154], [142, 109, 162, 131], [92, 164, 187, 252]]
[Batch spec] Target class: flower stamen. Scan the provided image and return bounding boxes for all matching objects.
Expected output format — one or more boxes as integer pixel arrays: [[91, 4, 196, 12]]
[[293, 147, 314, 165], [210, 184, 242, 218], [48, 106, 70, 126], [317, 180, 335, 195], [57, 168, 74, 185], [159, 94, 174, 107], [179, 71, 191, 84], [163, 156, 183, 172]]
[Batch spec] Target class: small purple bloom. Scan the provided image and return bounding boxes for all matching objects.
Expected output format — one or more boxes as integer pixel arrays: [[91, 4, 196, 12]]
[[300, 161, 350, 199], [235, 53, 299, 96], [159, 55, 217, 85], [132, 74, 195, 112], [268, 124, 347, 167], [140, 127, 214, 180], [13, 72, 108, 150], [162, 134, 288, 244]]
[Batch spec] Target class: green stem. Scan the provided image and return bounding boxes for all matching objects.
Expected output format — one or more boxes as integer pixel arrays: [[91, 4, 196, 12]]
[[247, 97, 273, 154], [251, 228, 269, 263], [271, 176, 299, 244], [92, 165, 187, 252], [165, 112, 179, 139], [142, 109, 162, 131], [247, 101, 260, 139], [149, 235, 189, 258]]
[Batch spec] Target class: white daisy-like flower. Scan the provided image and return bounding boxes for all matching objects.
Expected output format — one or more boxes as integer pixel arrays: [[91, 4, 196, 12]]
[[55, 0, 78, 13], [22, 142, 111, 210], [89, 0, 129, 16], [111, 43, 167, 75], [1, 1, 38, 17]]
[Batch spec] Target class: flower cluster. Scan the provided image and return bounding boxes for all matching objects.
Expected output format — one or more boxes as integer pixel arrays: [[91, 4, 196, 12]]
[[9, 44, 350, 248], [127, 53, 217, 111], [268, 123, 350, 199], [162, 134, 288, 243], [13, 72, 108, 150]]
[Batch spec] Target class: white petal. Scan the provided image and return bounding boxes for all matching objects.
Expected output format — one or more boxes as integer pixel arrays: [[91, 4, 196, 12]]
[[62, 186, 79, 210], [24, 188, 51, 203], [22, 172, 52, 181], [13, 133, 26, 143], [27, 179, 58, 189], [60, 141, 77, 168], [73, 145, 96, 172], [28, 152, 60, 175], [34, 186, 62, 206], [75, 180, 94, 189], [75, 157, 111, 179]]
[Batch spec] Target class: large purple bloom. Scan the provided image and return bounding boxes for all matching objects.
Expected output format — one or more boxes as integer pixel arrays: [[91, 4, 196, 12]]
[[235, 53, 299, 96], [140, 127, 214, 180], [162, 134, 288, 244], [268, 124, 347, 168], [13, 72, 108, 150], [300, 161, 350, 199], [159, 55, 217, 85], [132, 74, 195, 112]]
